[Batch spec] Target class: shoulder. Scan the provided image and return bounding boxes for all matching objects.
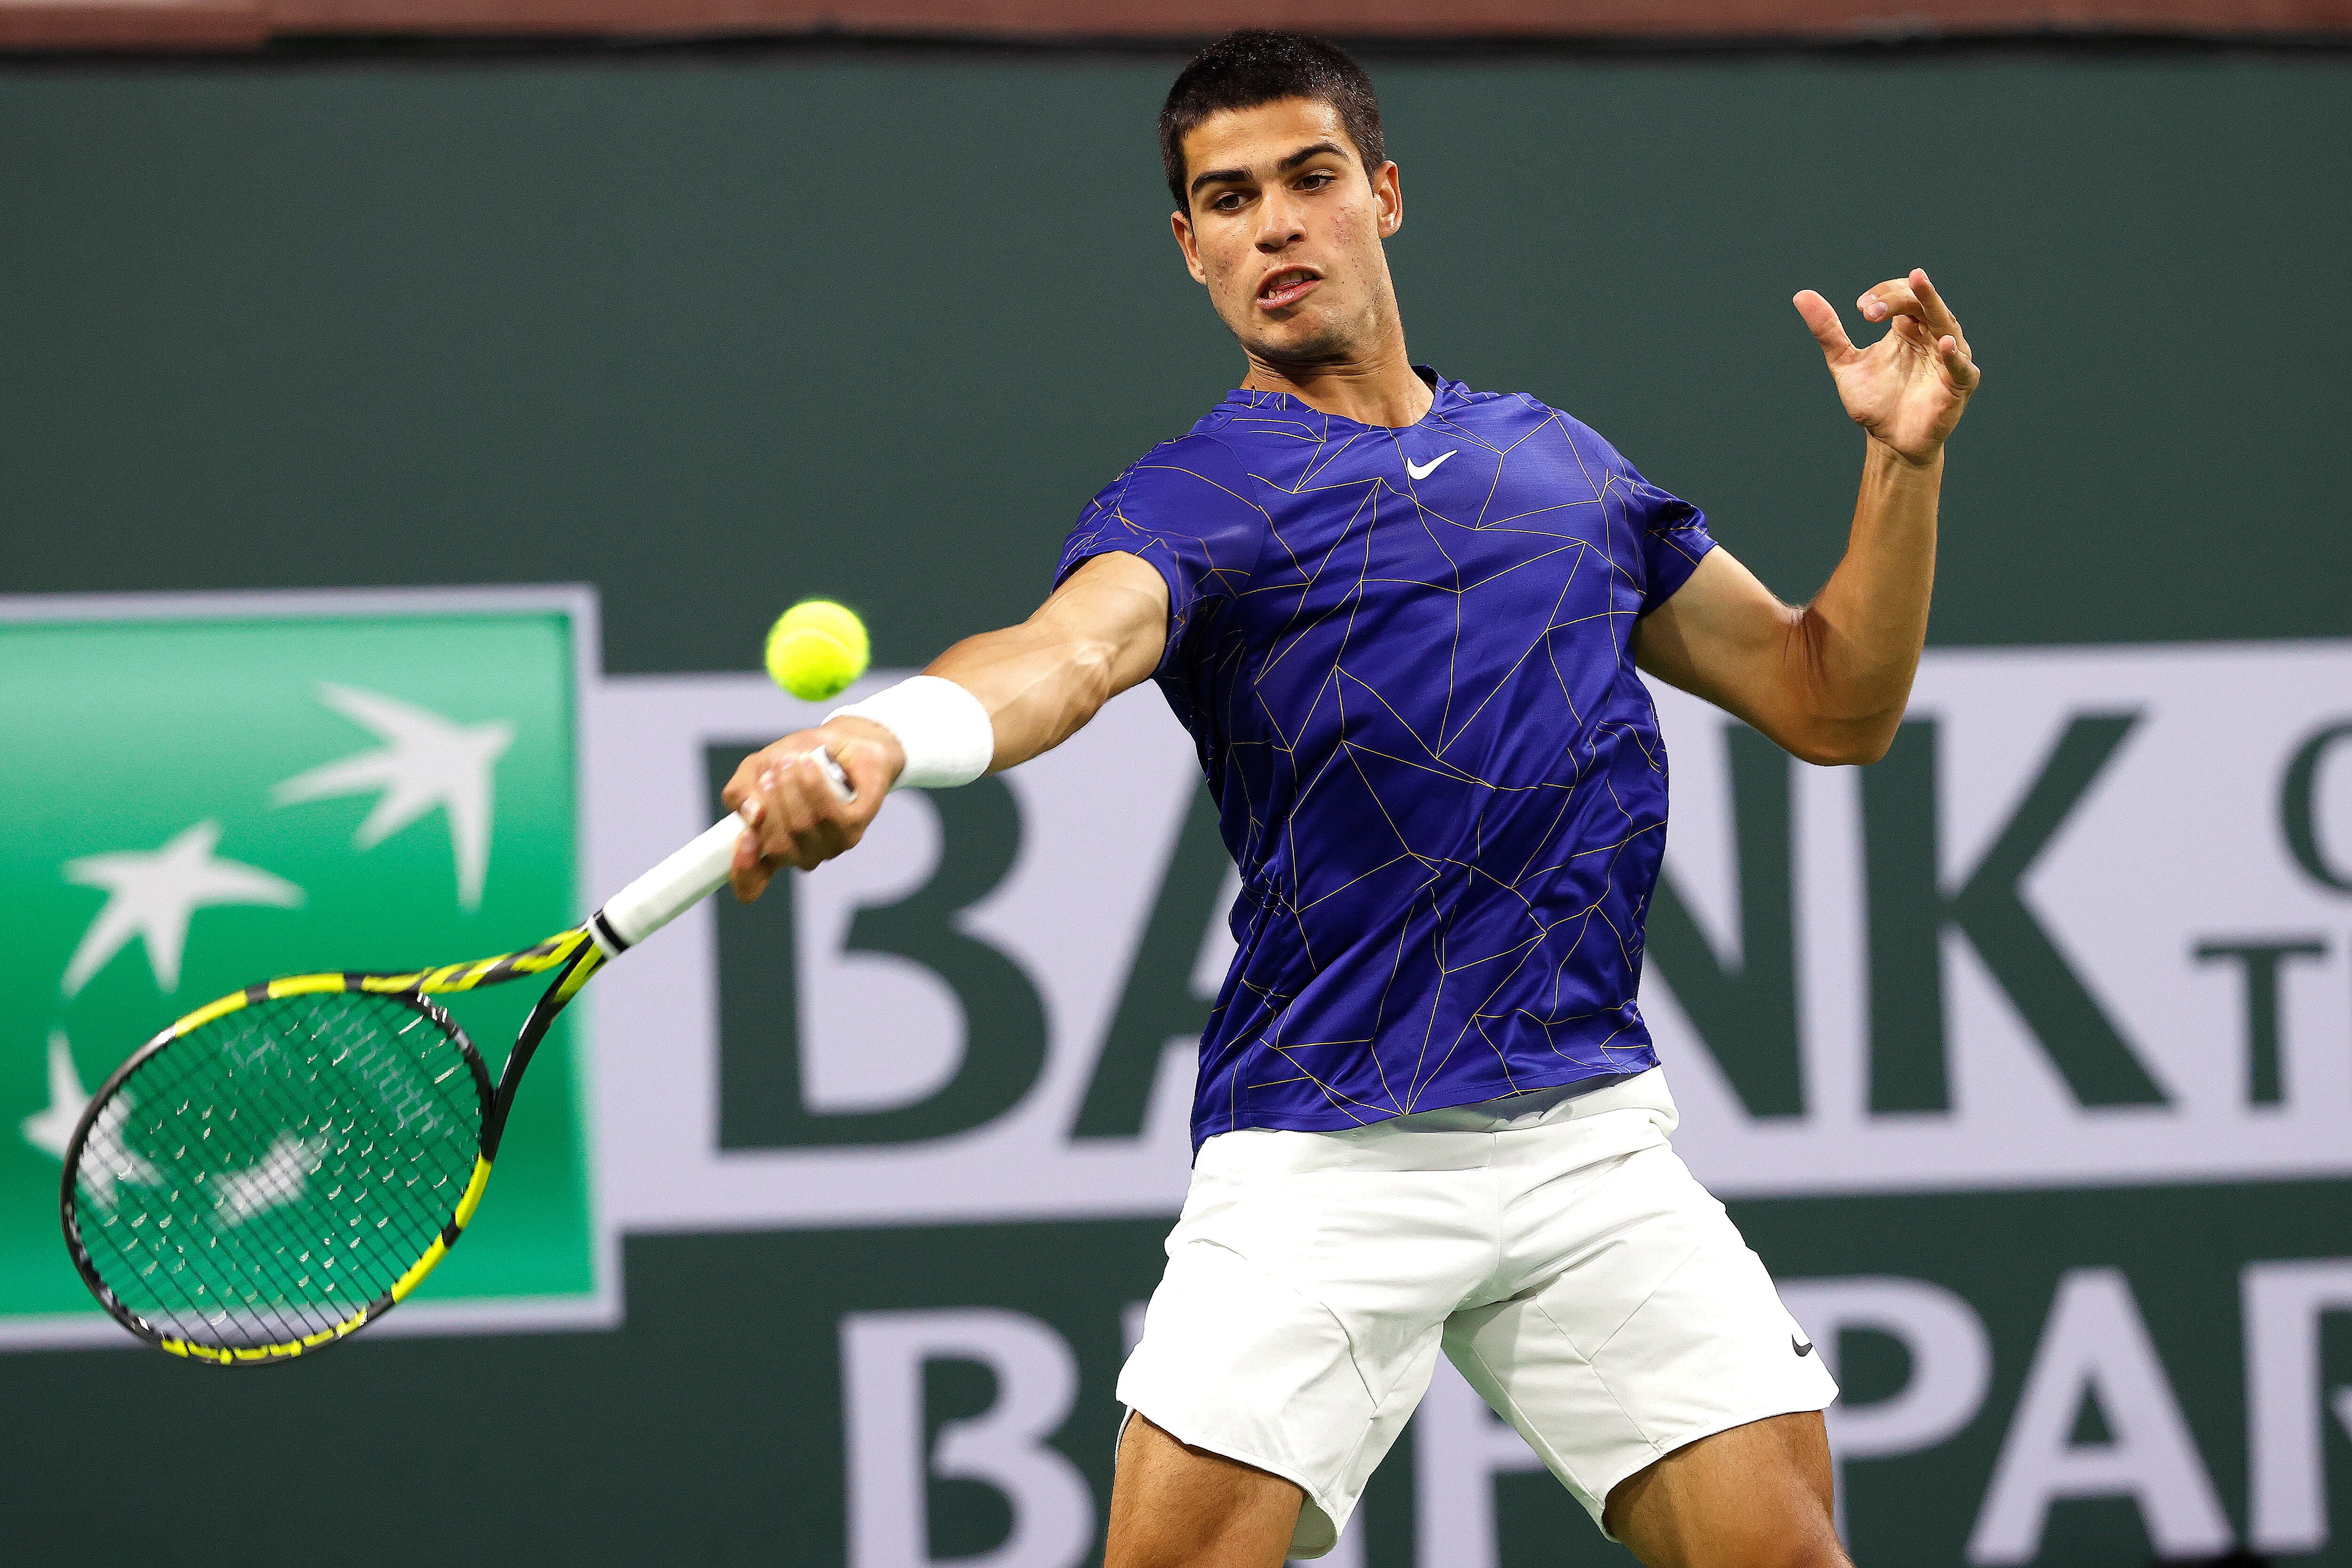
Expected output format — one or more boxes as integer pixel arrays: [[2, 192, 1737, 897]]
[[1089, 426, 1267, 523], [1460, 388, 1701, 533], [1437, 381, 1640, 471], [1058, 424, 1271, 604], [1502, 392, 1642, 471]]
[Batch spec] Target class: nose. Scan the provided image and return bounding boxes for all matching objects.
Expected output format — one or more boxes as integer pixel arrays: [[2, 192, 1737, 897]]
[[1254, 187, 1305, 253]]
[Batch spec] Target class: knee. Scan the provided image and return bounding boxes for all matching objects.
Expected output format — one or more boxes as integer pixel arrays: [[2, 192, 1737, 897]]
[[1611, 1493, 1849, 1568], [1738, 1539, 1850, 1568]]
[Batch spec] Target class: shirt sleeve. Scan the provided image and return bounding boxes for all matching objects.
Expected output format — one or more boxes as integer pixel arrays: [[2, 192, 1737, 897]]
[[1053, 437, 1267, 677], [1621, 466, 1717, 617]]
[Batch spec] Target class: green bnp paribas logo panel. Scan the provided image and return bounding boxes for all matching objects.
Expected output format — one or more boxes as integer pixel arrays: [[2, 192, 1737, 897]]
[[0, 599, 595, 1329]]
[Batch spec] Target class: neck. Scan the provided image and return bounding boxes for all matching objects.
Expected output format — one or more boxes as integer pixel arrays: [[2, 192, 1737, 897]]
[[1240, 328, 1432, 428]]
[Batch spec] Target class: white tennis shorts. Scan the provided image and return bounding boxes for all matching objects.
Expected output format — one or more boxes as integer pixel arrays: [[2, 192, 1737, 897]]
[[1116, 1068, 1836, 1557]]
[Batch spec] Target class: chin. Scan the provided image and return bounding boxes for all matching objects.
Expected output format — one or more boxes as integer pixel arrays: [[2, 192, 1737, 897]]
[[1238, 312, 1358, 369]]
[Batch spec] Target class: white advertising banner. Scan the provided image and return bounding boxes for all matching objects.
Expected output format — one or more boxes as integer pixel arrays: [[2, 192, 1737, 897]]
[[587, 640, 2352, 1231]]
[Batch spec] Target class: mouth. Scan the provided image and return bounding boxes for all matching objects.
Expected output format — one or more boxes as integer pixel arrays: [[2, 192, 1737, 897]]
[[1255, 267, 1322, 310]]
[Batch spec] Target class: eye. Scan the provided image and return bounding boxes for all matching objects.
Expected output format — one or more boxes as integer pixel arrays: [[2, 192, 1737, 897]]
[[1299, 171, 1336, 190], [1212, 191, 1246, 212]]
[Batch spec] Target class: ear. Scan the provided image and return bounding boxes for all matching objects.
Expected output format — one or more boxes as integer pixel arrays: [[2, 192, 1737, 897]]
[[1372, 160, 1403, 238], [1171, 207, 1208, 286]]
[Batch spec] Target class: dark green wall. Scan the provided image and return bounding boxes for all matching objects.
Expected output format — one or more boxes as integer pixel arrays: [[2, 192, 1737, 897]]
[[4, 50, 2345, 668], [2, 46, 2347, 1567]]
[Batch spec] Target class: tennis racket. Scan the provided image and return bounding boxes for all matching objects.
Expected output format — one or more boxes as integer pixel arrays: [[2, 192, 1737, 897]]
[[59, 748, 851, 1365]]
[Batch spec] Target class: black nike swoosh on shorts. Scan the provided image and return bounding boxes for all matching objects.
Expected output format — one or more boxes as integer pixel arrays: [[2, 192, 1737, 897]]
[[1793, 1337, 1815, 1356]]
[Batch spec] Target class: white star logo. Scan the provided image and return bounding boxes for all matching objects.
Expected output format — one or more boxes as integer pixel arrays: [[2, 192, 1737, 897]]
[[272, 683, 513, 911], [22, 1029, 161, 1208], [209, 1131, 329, 1227], [62, 822, 304, 997]]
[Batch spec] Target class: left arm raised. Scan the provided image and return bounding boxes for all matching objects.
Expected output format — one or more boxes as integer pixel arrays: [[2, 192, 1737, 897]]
[[1635, 269, 1979, 767]]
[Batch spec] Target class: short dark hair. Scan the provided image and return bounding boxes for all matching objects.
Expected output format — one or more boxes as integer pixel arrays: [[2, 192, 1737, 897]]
[[1159, 30, 1387, 214]]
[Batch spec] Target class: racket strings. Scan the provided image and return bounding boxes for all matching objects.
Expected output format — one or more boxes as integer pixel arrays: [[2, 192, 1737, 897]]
[[197, 996, 477, 1314], [80, 1022, 385, 1348], [246, 1000, 475, 1259], [74, 991, 486, 1353], [85, 999, 472, 1347], [90, 1061, 348, 1346], [81, 1014, 417, 1348], [127, 1004, 451, 1336]]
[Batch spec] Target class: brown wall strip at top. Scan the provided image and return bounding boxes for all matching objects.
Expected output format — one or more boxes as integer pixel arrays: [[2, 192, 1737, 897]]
[[4, 0, 2349, 52]]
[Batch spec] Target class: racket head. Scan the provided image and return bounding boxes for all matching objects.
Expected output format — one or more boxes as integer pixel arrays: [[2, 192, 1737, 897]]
[[62, 980, 494, 1365]]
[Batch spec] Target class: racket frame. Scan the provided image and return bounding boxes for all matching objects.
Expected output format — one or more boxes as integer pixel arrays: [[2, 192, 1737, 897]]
[[59, 742, 850, 1363], [59, 929, 602, 1364]]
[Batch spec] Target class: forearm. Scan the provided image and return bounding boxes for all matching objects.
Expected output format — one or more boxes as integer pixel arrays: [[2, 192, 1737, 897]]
[[724, 554, 1166, 897], [918, 552, 1171, 773], [1786, 440, 1940, 759], [924, 621, 1124, 771], [1639, 268, 1973, 770]]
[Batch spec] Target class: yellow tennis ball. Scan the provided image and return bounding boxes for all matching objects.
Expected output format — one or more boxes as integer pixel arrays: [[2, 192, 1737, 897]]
[[764, 599, 870, 702]]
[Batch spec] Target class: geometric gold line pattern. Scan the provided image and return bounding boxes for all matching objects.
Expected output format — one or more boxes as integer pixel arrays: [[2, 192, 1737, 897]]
[[1060, 374, 1716, 1148]]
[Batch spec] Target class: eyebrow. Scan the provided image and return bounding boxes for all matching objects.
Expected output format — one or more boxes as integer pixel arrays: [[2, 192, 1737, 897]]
[[1189, 140, 1350, 197]]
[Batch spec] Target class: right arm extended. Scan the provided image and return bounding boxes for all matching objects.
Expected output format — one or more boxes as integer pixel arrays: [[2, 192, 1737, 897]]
[[722, 550, 1170, 901]]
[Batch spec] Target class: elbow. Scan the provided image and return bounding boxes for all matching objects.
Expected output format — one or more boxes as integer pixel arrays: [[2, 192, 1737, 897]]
[[1796, 738, 1891, 768], [1782, 720, 1898, 769], [1848, 733, 1897, 766], [1772, 634, 1901, 768]]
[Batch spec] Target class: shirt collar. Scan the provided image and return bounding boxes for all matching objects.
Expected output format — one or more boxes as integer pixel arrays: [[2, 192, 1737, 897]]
[[1220, 367, 1459, 428]]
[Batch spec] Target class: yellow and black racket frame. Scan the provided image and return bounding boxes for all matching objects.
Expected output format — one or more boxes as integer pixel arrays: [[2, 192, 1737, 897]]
[[60, 925, 608, 1366], [58, 790, 789, 1364]]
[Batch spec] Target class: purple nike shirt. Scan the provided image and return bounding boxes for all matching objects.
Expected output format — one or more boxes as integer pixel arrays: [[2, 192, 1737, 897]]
[[1057, 372, 1717, 1149]]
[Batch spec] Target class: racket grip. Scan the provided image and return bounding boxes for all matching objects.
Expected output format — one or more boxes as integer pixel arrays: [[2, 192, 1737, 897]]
[[594, 747, 855, 952]]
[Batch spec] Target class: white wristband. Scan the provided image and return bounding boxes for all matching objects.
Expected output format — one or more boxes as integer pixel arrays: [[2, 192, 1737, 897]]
[[828, 675, 994, 791]]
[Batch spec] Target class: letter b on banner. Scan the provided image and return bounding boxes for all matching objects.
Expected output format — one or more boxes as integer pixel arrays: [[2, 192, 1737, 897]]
[[708, 748, 1049, 1148], [841, 1309, 1095, 1568]]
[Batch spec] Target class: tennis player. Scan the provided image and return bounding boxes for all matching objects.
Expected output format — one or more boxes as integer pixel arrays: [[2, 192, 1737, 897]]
[[724, 29, 1975, 1568]]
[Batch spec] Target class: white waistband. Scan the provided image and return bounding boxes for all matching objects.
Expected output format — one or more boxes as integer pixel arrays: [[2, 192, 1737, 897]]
[[1192, 1068, 1681, 1180], [1378, 1067, 1672, 1133]]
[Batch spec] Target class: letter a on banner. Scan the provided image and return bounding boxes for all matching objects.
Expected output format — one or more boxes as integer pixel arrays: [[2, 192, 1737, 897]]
[[1075, 784, 1229, 1140], [1969, 1268, 2230, 1565]]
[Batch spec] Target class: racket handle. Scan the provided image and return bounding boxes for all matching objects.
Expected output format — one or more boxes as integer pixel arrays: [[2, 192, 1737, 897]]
[[593, 747, 854, 953]]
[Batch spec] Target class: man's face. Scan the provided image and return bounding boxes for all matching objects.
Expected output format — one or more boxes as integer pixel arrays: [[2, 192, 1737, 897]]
[[1172, 97, 1403, 368]]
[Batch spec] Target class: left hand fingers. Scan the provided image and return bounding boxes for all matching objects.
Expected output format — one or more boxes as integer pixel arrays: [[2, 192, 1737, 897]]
[[1860, 270, 1972, 359], [1937, 331, 1982, 393], [1906, 268, 1968, 348]]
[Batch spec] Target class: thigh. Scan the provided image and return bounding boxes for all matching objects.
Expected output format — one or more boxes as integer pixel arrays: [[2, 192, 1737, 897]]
[[1120, 1231, 1430, 1544], [1446, 1145, 1838, 1534], [1105, 1412, 1304, 1568], [1120, 1132, 1492, 1557], [1604, 1411, 1849, 1568]]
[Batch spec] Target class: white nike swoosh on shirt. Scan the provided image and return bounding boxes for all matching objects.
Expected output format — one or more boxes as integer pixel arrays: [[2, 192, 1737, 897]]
[[1406, 451, 1458, 481]]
